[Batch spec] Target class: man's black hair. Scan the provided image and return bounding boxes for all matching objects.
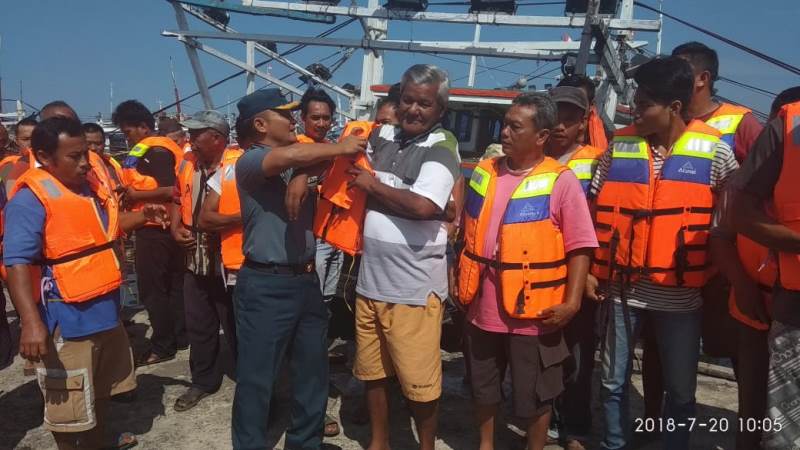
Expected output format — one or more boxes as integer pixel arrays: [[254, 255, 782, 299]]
[[387, 83, 402, 103], [557, 74, 596, 103], [671, 41, 719, 92], [634, 56, 695, 121], [40, 100, 79, 120], [375, 96, 397, 111], [235, 116, 255, 143], [82, 122, 105, 137], [300, 87, 336, 116], [16, 117, 38, 128], [771, 86, 800, 119], [112, 100, 155, 130], [32, 118, 84, 157]]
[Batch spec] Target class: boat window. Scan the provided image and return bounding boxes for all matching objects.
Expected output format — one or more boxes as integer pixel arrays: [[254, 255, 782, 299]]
[[454, 111, 473, 143], [488, 118, 503, 143]]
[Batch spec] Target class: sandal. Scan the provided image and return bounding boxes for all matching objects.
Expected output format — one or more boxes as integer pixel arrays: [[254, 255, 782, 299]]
[[135, 351, 175, 367], [174, 387, 210, 412], [106, 432, 137, 450], [324, 414, 340, 437]]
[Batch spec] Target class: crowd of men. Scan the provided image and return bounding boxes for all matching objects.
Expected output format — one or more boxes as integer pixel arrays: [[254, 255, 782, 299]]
[[1, 39, 800, 450]]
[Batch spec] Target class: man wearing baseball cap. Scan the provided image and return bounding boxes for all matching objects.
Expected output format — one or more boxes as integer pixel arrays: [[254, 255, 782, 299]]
[[230, 88, 367, 450], [546, 86, 606, 450], [168, 110, 240, 412]]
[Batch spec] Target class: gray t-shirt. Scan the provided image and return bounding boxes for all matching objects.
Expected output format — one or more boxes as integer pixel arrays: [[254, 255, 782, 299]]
[[235, 144, 315, 265], [356, 125, 461, 306]]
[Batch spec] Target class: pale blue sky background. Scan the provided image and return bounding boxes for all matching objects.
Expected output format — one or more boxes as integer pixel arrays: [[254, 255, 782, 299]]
[[1, 0, 797, 121]]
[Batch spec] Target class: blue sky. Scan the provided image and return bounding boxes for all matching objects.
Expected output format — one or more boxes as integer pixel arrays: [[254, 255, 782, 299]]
[[1, 0, 797, 121]]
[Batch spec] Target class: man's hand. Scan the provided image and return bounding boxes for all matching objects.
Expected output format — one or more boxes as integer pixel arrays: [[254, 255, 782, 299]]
[[337, 135, 368, 156], [585, 273, 604, 302], [142, 204, 169, 228], [19, 318, 49, 361], [538, 301, 580, 328], [286, 174, 310, 222], [172, 226, 196, 250], [733, 278, 770, 325], [347, 166, 377, 192]]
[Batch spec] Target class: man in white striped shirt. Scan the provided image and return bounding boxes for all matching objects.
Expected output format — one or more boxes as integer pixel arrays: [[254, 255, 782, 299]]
[[586, 57, 738, 450]]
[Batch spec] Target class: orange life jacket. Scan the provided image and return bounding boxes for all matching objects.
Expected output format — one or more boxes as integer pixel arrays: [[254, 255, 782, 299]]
[[218, 149, 245, 270], [705, 103, 751, 156], [773, 101, 800, 291], [587, 106, 609, 151], [10, 168, 121, 303], [459, 157, 568, 319], [100, 154, 124, 192], [296, 134, 316, 144], [0, 148, 42, 293], [592, 120, 721, 288], [728, 233, 775, 330], [566, 144, 605, 195], [121, 136, 184, 224], [176, 148, 241, 228], [312, 121, 376, 255]]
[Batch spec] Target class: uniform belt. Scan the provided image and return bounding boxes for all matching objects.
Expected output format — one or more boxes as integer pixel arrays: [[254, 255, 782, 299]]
[[243, 258, 315, 275]]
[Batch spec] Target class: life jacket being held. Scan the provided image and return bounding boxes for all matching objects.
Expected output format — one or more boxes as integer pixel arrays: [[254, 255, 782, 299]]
[[566, 144, 605, 195], [587, 106, 609, 151], [9, 168, 121, 303], [122, 136, 184, 223], [312, 121, 376, 255], [773, 101, 800, 291], [217, 149, 245, 270], [592, 120, 721, 288], [459, 157, 568, 319], [705, 103, 751, 155]]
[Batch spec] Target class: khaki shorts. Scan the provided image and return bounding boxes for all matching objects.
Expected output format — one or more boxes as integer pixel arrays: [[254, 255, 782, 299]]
[[35, 323, 137, 433], [353, 293, 444, 402]]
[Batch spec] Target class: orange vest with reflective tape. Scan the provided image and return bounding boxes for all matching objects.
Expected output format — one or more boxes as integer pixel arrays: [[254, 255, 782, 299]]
[[312, 121, 375, 255], [10, 168, 121, 303], [296, 134, 316, 144], [122, 136, 184, 224], [459, 157, 568, 319], [218, 149, 245, 270], [566, 144, 605, 196], [176, 148, 242, 229], [773, 101, 800, 291], [587, 106, 609, 150], [592, 120, 721, 287], [705, 103, 751, 157]]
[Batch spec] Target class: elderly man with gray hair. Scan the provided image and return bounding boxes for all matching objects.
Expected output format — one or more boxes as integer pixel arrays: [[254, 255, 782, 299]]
[[348, 64, 461, 450]]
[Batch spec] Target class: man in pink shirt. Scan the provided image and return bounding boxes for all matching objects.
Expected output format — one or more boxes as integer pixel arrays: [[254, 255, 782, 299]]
[[457, 92, 598, 450]]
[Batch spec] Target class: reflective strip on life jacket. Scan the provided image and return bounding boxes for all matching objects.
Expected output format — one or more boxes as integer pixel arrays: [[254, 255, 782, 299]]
[[705, 103, 750, 152], [458, 156, 567, 319], [566, 145, 604, 195], [773, 101, 800, 291], [592, 120, 720, 288], [10, 168, 121, 303]]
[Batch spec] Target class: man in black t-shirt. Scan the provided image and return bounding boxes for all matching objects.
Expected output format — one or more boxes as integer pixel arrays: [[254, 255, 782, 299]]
[[732, 87, 800, 450], [113, 100, 187, 366]]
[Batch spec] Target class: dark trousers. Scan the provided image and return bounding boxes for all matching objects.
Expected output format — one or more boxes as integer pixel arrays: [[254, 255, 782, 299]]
[[135, 229, 186, 357], [734, 321, 769, 450], [555, 299, 598, 441], [0, 287, 12, 369], [232, 265, 329, 450], [184, 272, 238, 393]]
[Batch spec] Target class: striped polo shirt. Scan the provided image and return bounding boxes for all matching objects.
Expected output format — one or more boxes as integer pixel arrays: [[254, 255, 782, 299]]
[[356, 124, 461, 306]]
